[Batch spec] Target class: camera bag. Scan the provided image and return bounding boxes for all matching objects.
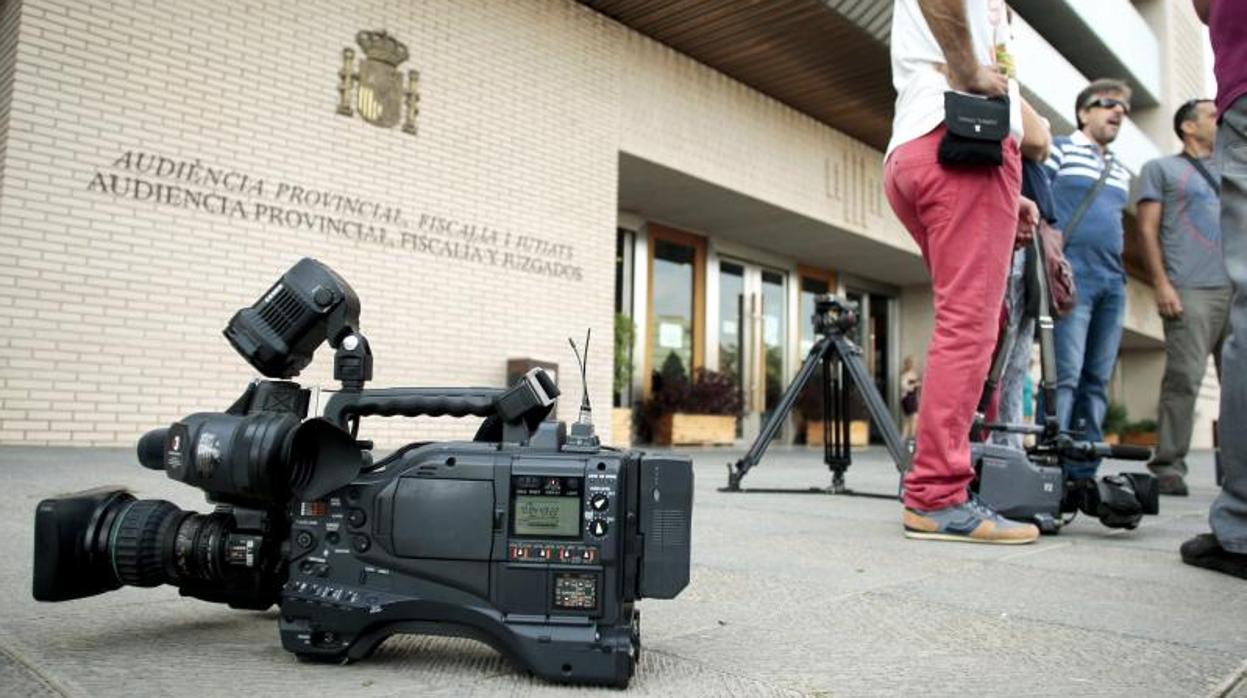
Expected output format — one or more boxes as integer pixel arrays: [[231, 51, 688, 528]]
[[937, 91, 1010, 167]]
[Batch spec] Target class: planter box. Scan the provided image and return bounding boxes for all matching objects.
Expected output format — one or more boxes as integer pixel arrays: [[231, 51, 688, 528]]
[[1121, 431, 1158, 447], [609, 407, 633, 448], [805, 419, 870, 447], [654, 413, 736, 446]]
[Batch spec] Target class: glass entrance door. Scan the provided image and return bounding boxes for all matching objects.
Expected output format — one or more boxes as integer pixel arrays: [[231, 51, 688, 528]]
[[845, 289, 894, 441], [646, 226, 705, 400], [718, 260, 787, 439]]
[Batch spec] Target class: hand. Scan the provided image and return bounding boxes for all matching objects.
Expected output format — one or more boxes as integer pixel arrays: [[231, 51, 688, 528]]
[[948, 64, 1009, 98], [1155, 282, 1183, 318], [1015, 196, 1039, 248]]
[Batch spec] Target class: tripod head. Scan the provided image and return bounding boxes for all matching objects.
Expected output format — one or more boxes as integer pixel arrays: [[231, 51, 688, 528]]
[[812, 294, 859, 337]]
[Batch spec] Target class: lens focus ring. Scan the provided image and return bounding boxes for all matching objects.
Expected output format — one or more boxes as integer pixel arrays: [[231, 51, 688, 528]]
[[112, 499, 180, 587]]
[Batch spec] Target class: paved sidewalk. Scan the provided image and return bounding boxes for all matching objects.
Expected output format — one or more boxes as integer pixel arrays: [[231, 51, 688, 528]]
[[1, 444, 1245, 696]]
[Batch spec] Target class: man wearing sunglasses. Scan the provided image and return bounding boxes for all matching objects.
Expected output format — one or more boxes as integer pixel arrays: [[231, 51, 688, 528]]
[[1043, 78, 1134, 485], [1135, 98, 1229, 498]]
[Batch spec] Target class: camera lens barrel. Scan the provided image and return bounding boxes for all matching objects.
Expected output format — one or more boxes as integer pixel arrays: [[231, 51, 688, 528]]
[[110, 501, 243, 588], [168, 511, 235, 583], [111, 499, 184, 587]]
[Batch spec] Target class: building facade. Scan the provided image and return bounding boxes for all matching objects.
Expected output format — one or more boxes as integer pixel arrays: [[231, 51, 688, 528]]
[[0, 0, 1215, 449]]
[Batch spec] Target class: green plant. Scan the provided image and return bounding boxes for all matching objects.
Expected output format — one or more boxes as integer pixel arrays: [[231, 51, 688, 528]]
[[613, 314, 635, 397], [1123, 418, 1158, 435], [638, 367, 743, 442], [1103, 402, 1129, 435]]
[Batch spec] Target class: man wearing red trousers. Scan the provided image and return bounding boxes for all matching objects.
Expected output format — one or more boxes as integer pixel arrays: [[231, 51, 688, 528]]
[[884, 0, 1040, 543]]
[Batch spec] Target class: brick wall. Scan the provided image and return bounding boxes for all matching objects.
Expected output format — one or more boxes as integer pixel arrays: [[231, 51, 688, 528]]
[[0, 0, 621, 447], [0, 0, 932, 450]]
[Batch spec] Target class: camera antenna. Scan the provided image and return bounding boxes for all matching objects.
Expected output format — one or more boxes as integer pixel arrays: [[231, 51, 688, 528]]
[[569, 329, 593, 423], [565, 329, 600, 451]]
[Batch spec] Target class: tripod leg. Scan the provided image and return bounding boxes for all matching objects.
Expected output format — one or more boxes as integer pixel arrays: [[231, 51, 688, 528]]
[[974, 306, 1014, 441], [825, 353, 849, 465], [727, 337, 832, 489], [831, 334, 911, 473]]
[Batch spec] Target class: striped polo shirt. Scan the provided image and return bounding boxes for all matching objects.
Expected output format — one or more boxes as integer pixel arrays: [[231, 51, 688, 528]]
[[1043, 130, 1132, 280]]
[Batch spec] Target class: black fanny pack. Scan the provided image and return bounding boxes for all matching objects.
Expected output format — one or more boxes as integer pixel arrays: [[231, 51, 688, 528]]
[[938, 91, 1010, 167]]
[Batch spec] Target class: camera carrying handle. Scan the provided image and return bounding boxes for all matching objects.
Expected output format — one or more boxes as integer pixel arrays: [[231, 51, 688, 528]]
[[327, 388, 500, 422], [322, 368, 559, 435]]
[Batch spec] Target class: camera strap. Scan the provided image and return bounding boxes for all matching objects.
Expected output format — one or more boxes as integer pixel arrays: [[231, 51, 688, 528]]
[[1062, 153, 1113, 247], [1182, 153, 1220, 195]]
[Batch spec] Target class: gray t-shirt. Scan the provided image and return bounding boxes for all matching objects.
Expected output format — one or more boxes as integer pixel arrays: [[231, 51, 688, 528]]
[[1134, 154, 1229, 288]]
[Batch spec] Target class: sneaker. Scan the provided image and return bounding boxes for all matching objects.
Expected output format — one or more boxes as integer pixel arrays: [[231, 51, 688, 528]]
[[903, 495, 1040, 544], [1180, 533, 1247, 579], [1157, 474, 1188, 497]]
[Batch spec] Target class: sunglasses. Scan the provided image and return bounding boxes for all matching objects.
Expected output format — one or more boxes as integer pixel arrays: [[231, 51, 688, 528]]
[[1084, 97, 1131, 114]]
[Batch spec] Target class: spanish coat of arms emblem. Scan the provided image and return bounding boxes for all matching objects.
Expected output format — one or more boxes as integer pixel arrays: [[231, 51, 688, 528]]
[[336, 30, 419, 135]]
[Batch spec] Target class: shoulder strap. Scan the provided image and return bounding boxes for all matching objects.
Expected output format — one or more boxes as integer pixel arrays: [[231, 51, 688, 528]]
[[1182, 153, 1220, 195], [1063, 153, 1114, 245]]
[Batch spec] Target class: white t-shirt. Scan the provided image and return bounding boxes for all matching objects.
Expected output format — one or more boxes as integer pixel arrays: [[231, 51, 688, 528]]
[[886, 0, 1024, 159]]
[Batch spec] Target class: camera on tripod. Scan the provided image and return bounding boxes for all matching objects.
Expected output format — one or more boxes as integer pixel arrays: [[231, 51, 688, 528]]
[[32, 258, 693, 687], [812, 294, 859, 336]]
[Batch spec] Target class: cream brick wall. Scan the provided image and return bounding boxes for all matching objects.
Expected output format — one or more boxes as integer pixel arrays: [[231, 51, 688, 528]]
[[1, 0, 926, 450], [0, 0, 621, 448]]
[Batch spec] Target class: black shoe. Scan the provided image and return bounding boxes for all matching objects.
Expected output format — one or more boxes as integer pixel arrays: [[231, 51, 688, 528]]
[[1157, 474, 1188, 497], [1180, 534, 1247, 579]]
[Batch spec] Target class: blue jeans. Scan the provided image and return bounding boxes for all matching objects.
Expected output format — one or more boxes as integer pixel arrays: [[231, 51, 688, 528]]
[[1054, 271, 1125, 479]]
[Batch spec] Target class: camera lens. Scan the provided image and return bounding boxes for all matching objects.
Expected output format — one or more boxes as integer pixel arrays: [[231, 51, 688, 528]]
[[34, 488, 133, 601], [34, 488, 265, 603]]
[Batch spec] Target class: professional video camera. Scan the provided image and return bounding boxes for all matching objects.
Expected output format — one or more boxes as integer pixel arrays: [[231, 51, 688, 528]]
[[31, 258, 693, 687], [971, 234, 1158, 532]]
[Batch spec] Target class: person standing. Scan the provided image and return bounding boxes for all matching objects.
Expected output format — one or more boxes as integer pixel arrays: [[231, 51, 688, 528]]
[[991, 107, 1053, 451], [884, 0, 1040, 543], [900, 356, 921, 440], [1045, 79, 1134, 482], [1136, 98, 1230, 496], [1182, 0, 1247, 579]]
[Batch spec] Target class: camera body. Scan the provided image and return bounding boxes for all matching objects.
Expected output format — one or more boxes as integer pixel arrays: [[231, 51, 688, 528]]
[[972, 442, 1159, 533], [31, 258, 693, 688], [812, 294, 859, 337], [281, 426, 691, 685]]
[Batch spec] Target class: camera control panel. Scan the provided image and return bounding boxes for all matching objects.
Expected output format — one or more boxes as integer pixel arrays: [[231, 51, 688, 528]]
[[505, 468, 618, 565]]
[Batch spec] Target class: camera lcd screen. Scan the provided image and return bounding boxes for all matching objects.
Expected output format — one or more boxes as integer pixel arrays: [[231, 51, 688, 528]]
[[513, 495, 581, 537]]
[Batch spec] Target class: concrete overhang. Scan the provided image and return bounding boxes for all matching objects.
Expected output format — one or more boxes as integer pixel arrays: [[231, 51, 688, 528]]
[[617, 152, 929, 285], [1011, 0, 1161, 108]]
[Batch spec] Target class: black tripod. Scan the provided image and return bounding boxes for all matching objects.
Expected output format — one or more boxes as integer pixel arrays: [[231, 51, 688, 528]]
[[723, 295, 910, 495]]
